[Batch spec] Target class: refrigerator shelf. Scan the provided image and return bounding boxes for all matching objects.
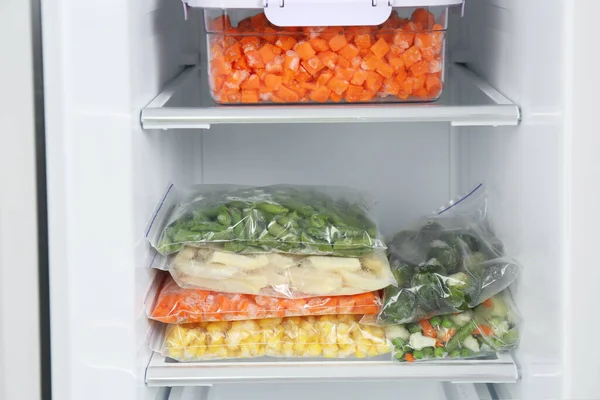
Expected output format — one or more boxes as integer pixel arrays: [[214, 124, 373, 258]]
[[145, 351, 519, 387], [140, 63, 520, 130]]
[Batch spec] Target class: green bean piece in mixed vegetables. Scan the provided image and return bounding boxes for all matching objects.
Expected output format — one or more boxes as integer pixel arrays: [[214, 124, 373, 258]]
[[387, 292, 520, 362], [155, 185, 383, 256]]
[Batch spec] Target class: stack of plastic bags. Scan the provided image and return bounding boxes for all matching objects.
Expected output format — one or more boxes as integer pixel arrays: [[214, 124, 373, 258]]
[[145, 183, 522, 363], [145, 185, 395, 360]]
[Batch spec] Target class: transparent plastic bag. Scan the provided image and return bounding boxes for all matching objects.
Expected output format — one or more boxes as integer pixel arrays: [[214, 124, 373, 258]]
[[146, 184, 386, 257], [148, 275, 382, 323], [167, 246, 395, 298], [387, 291, 521, 362], [159, 315, 391, 361], [377, 184, 521, 325]]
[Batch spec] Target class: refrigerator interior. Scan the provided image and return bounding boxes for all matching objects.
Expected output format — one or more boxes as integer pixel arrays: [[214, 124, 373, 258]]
[[41, 0, 570, 399]]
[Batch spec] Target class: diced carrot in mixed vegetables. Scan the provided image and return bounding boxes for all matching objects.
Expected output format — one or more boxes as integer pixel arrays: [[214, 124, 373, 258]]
[[150, 276, 382, 323], [208, 8, 445, 104]]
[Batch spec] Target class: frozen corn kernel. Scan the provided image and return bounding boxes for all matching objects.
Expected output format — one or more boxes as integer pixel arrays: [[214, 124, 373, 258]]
[[162, 315, 390, 361]]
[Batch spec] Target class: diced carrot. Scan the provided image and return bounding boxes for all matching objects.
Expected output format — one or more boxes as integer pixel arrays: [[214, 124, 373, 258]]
[[388, 56, 405, 72], [360, 90, 376, 102], [209, 15, 232, 32], [428, 58, 443, 73], [318, 50, 338, 69], [227, 91, 242, 103], [339, 44, 360, 60], [275, 35, 297, 51], [309, 37, 330, 52], [329, 91, 343, 102], [240, 74, 260, 90], [259, 43, 277, 64], [310, 86, 331, 102], [412, 75, 426, 92], [277, 85, 300, 102], [411, 8, 435, 30], [224, 43, 242, 63], [395, 68, 408, 83], [393, 31, 414, 51], [282, 69, 295, 84], [402, 45, 422, 67], [351, 69, 369, 85], [240, 36, 260, 53], [361, 53, 381, 71], [354, 33, 372, 49], [328, 33, 348, 52], [245, 50, 265, 68], [359, 48, 370, 57], [237, 17, 252, 32], [301, 56, 325, 76], [250, 12, 268, 29], [410, 59, 429, 77], [301, 81, 319, 90], [419, 319, 437, 338], [317, 70, 334, 86], [442, 327, 457, 343], [295, 41, 316, 60], [335, 67, 355, 81], [414, 33, 433, 50], [295, 66, 312, 83], [350, 56, 362, 69], [223, 70, 249, 91], [398, 77, 413, 99], [210, 57, 232, 76], [431, 25, 445, 46], [405, 21, 423, 32], [320, 26, 340, 41], [263, 27, 277, 43], [473, 324, 494, 337], [212, 75, 225, 91], [376, 32, 394, 43], [338, 297, 356, 313], [365, 71, 383, 92], [381, 78, 401, 96], [370, 37, 390, 59], [376, 62, 394, 79], [233, 56, 249, 70], [284, 50, 300, 71], [482, 298, 494, 308], [404, 353, 415, 362], [336, 56, 351, 68], [413, 87, 429, 99], [264, 73, 282, 90], [327, 77, 349, 95], [425, 73, 442, 92]]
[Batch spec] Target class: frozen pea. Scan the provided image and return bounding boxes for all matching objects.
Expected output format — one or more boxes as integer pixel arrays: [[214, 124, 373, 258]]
[[442, 318, 454, 329], [449, 349, 461, 358], [460, 348, 471, 358], [413, 350, 424, 359], [434, 347, 445, 358], [430, 316, 441, 327]]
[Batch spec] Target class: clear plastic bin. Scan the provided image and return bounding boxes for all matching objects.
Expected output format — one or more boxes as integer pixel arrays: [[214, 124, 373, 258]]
[[204, 7, 449, 104]]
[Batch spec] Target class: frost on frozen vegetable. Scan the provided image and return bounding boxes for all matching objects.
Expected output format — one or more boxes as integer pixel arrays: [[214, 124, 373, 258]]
[[390, 291, 521, 362], [161, 314, 391, 361], [378, 186, 521, 324], [153, 185, 385, 257]]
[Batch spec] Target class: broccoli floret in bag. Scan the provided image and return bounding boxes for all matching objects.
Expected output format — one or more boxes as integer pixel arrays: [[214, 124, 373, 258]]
[[427, 238, 460, 274], [380, 287, 417, 323]]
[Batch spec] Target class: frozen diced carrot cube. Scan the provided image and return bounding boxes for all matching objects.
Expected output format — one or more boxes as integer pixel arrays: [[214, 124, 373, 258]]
[[241, 89, 259, 103], [224, 43, 242, 63], [238, 17, 252, 31], [223, 70, 249, 91], [328, 33, 348, 52], [227, 91, 242, 103], [361, 90, 376, 101], [388, 56, 405, 72], [301, 82, 319, 90], [250, 13, 268, 29], [240, 36, 260, 53], [376, 62, 394, 79], [414, 33, 433, 50], [271, 94, 285, 103], [303, 26, 325, 39], [309, 37, 330, 52], [233, 56, 249, 70], [310, 86, 331, 102], [329, 91, 343, 102], [405, 21, 423, 32], [320, 26, 341, 41], [387, 45, 405, 60], [410, 59, 429, 77], [295, 41, 316, 60], [264, 27, 277, 43], [276, 85, 300, 102], [425, 73, 442, 91], [284, 50, 300, 71], [381, 78, 401, 96], [264, 74, 282, 90], [209, 15, 232, 32], [428, 58, 443, 74], [317, 70, 334, 86], [412, 75, 426, 92], [345, 84, 364, 102], [413, 87, 429, 99], [354, 33, 372, 49], [295, 66, 312, 82], [395, 68, 408, 83], [266, 56, 284, 73], [255, 69, 267, 81], [337, 56, 351, 68], [359, 48, 370, 57], [259, 44, 277, 64], [339, 44, 359, 60], [282, 69, 295, 84], [302, 56, 325, 76], [350, 56, 362, 69], [210, 57, 233, 76], [240, 74, 260, 90], [351, 69, 369, 85], [370, 38, 390, 59], [431, 25, 445, 46], [402, 46, 422, 67], [245, 50, 265, 68], [335, 67, 355, 81], [393, 32, 414, 51], [361, 53, 381, 70], [366, 71, 383, 92], [327, 77, 349, 95], [275, 36, 297, 52], [287, 82, 307, 97], [398, 78, 413, 99], [317, 50, 337, 69], [411, 8, 435, 30]]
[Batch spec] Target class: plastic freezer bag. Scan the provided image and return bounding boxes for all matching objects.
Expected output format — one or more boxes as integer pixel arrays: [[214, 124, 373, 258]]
[[159, 315, 391, 361], [387, 291, 521, 362], [149, 275, 382, 323], [146, 184, 386, 257], [167, 246, 395, 297], [377, 184, 521, 325]]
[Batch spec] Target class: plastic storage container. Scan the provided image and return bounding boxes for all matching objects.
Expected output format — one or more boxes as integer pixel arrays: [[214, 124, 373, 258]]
[[198, 3, 459, 104]]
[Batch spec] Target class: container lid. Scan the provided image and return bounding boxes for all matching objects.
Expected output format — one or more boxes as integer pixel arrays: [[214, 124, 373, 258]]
[[184, 0, 463, 26]]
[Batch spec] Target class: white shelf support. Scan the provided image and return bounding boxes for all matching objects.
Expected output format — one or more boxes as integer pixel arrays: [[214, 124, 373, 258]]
[[140, 63, 520, 130], [145, 351, 519, 387]]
